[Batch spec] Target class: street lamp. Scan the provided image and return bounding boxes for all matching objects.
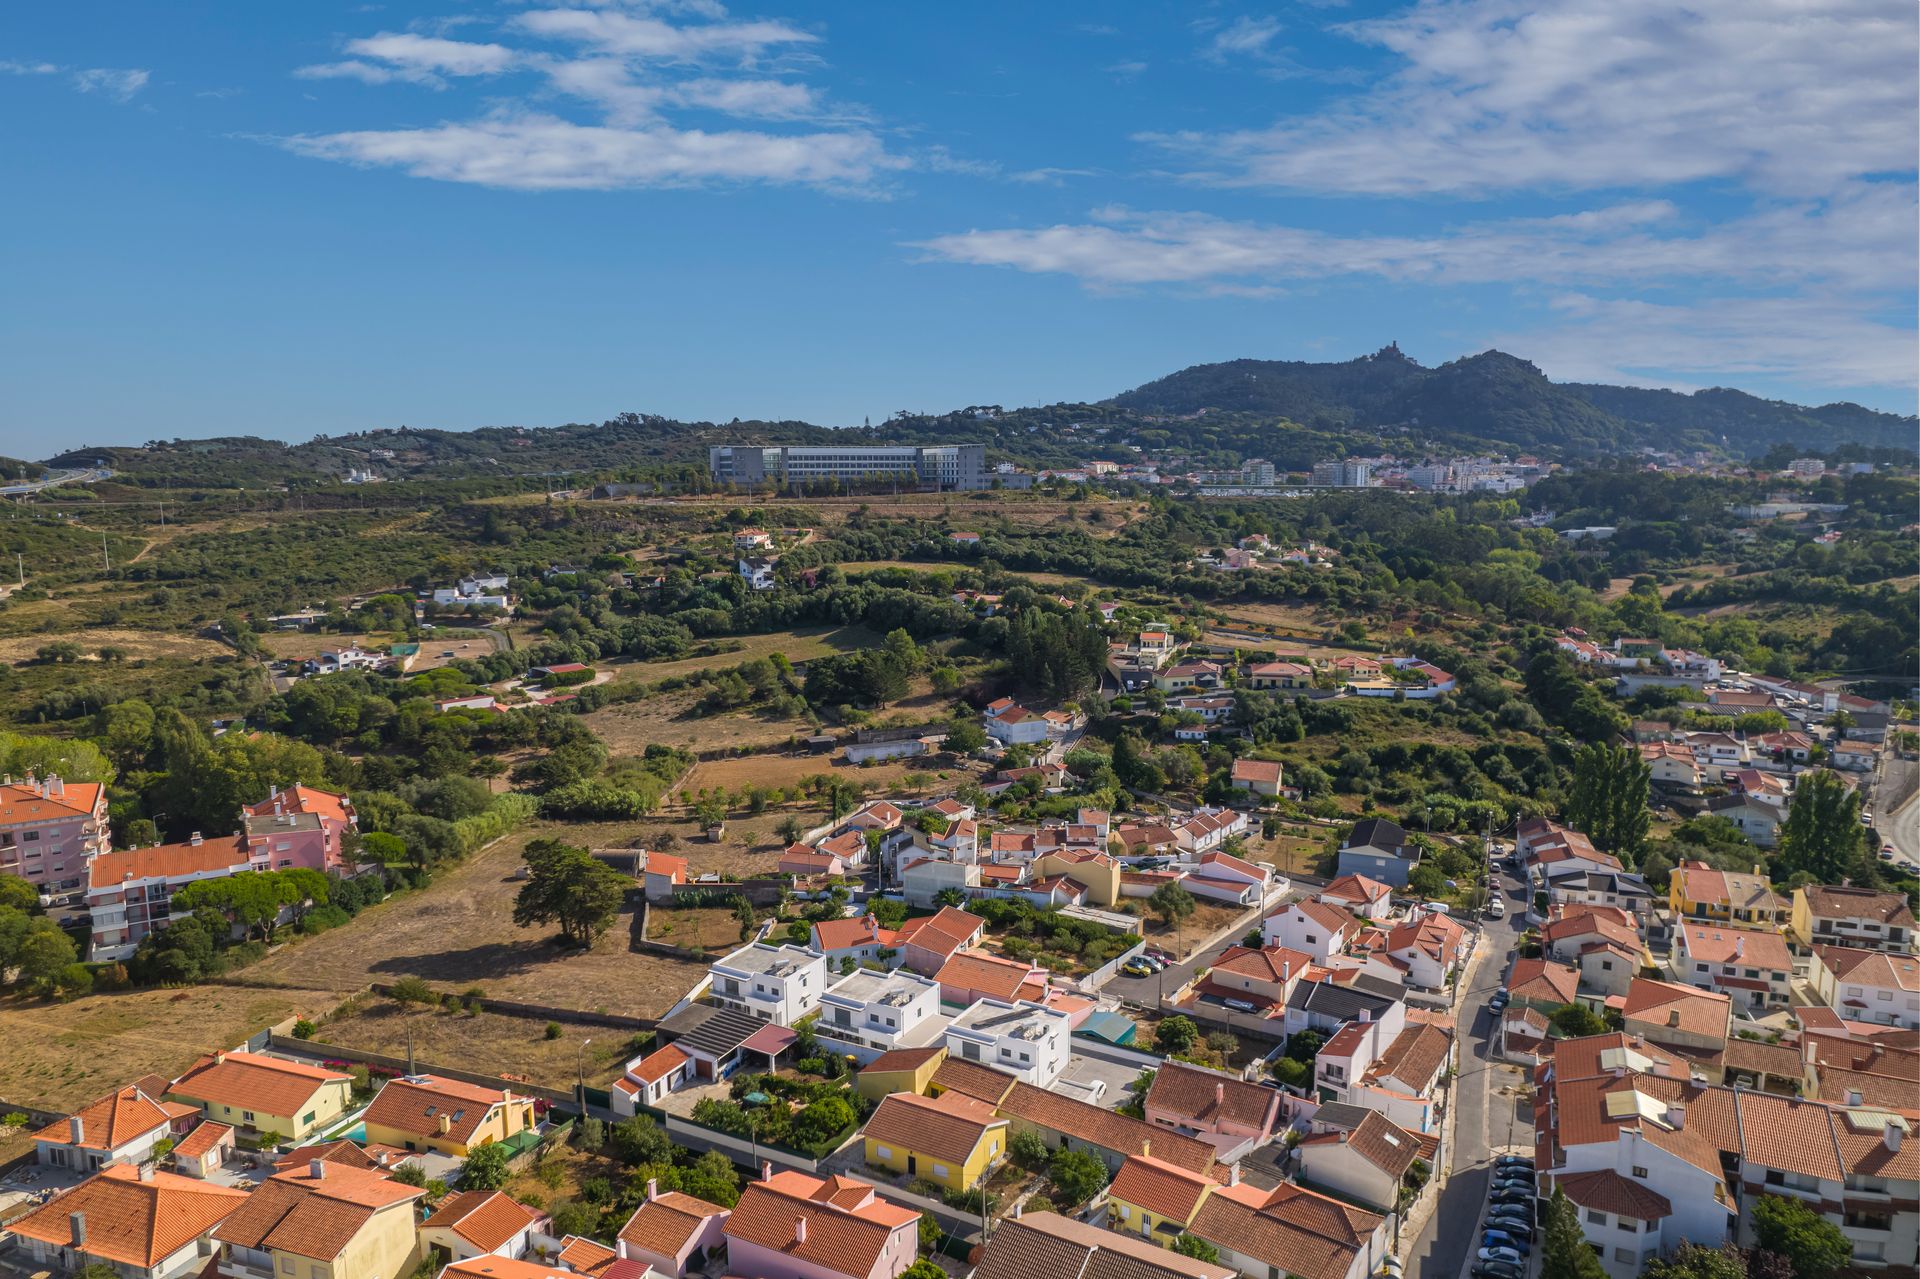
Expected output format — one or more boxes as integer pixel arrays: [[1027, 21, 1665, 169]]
[[576, 1038, 592, 1120]]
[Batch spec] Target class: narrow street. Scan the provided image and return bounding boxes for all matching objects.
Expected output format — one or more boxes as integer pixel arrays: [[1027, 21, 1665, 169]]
[[1402, 865, 1531, 1279]]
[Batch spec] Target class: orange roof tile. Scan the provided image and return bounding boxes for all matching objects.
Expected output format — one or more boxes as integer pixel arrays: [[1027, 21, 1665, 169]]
[[168, 1052, 350, 1119], [0, 779, 105, 822], [362, 1073, 515, 1145], [88, 834, 250, 889], [1551, 1169, 1672, 1220], [1110, 1154, 1213, 1223], [862, 1091, 1004, 1165], [32, 1084, 173, 1151], [934, 950, 1038, 1001], [7, 1165, 247, 1267], [619, 1190, 730, 1260], [215, 1161, 423, 1261], [173, 1120, 234, 1161], [422, 1189, 541, 1252]]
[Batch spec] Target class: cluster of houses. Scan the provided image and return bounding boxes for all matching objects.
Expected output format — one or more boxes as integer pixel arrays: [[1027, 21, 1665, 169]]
[[431, 574, 512, 613], [1190, 535, 1340, 573]]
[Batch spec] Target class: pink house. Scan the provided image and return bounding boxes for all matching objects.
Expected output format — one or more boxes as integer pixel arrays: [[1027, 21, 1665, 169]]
[[242, 784, 357, 874], [85, 833, 254, 961], [1143, 1060, 1282, 1160], [723, 1169, 918, 1279], [0, 775, 111, 895], [617, 1182, 731, 1277]]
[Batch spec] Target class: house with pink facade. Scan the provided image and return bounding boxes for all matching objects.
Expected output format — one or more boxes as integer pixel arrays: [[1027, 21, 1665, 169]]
[[723, 1169, 918, 1279], [242, 785, 357, 874], [1143, 1061, 1282, 1161], [0, 775, 110, 896], [86, 833, 254, 961]]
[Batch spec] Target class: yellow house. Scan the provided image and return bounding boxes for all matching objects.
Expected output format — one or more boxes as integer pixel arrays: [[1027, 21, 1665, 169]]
[[1107, 1154, 1217, 1247], [214, 1158, 425, 1279], [861, 1091, 1007, 1193], [855, 1045, 947, 1104], [1032, 849, 1121, 908], [1668, 861, 1784, 927], [166, 1050, 353, 1143], [362, 1074, 535, 1157]]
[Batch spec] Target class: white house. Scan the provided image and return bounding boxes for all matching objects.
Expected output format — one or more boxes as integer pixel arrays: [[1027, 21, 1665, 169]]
[[985, 707, 1051, 746], [1173, 808, 1247, 854], [1294, 1111, 1425, 1213], [815, 968, 945, 1062], [419, 1190, 542, 1264], [707, 943, 825, 1026], [33, 1085, 186, 1173], [900, 856, 980, 907], [737, 557, 778, 591], [1808, 945, 1920, 1029], [944, 997, 1070, 1087], [1263, 899, 1358, 963], [610, 1042, 696, 1115]]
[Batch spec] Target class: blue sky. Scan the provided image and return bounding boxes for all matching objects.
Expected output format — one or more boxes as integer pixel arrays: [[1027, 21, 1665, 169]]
[[2, 1, 1914, 456]]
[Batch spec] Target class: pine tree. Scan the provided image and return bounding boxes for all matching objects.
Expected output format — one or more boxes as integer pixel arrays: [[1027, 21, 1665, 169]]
[[1539, 1186, 1607, 1279]]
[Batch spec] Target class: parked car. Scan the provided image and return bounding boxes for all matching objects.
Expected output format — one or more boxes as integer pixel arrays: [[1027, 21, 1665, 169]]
[[1486, 1212, 1533, 1234], [1482, 1231, 1531, 1256], [1494, 1155, 1534, 1169], [1122, 959, 1155, 978], [1478, 1246, 1525, 1266], [1489, 1193, 1535, 1209], [1472, 1264, 1524, 1279], [1486, 897, 1506, 918], [1145, 948, 1176, 964]]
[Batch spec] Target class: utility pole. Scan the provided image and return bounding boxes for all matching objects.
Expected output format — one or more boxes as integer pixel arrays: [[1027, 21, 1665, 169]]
[[577, 1037, 593, 1119], [101, 532, 110, 571]]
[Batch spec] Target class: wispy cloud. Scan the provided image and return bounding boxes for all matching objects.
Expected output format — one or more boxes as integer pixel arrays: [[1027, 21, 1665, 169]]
[[279, 2, 895, 193], [5, 59, 150, 102], [1151, 0, 1917, 197], [1202, 15, 1284, 60]]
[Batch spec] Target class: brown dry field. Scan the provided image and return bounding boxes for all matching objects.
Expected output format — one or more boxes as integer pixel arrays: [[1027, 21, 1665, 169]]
[[229, 823, 707, 1018], [309, 1000, 635, 1088], [587, 688, 809, 755], [595, 625, 877, 688], [0, 984, 322, 1112], [678, 752, 938, 796], [644, 906, 752, 953], [1212, 601, 1345, 635], [0, 627, 225, 664], [410, 630, 507, 670]]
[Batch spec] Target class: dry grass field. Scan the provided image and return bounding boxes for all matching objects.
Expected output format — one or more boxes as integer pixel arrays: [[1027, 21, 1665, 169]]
[[586, 688, 809, 755], [309, 1000, 636, 1087], [231, 825, 708, 1018], [410, 630, 507, 670], [1212, 601, 1343, 635], [0, 985, 322, 1112], [0, 627, 226, 664], [677, 752, 938, 796], [596, 625, 877, 688], [644, 906, 752, 953]]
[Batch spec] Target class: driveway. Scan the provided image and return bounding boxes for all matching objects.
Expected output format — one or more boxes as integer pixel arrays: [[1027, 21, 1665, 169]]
[[1401, 866, 1532, 1279], [1099, 882, 1302, 1007]]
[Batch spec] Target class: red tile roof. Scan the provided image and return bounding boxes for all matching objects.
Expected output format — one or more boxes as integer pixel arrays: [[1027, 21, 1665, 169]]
[[169, 1052, 351, 1119], [422, 1189, 541, 1252], [1552, 1169, 1672, 1221], [7, 1165, 248, 1267], [619, 1190, 730, 1260], [863, 1092, 1004, 1165], [1110, 1154, 1213, 1222], [362, 1073, 515, 1145], [32, 1084, 174, 1151], [88, 834, 250, 889]]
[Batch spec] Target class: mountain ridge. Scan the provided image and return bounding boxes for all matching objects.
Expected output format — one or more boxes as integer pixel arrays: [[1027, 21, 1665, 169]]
[[1106, 346, 1916, 456]]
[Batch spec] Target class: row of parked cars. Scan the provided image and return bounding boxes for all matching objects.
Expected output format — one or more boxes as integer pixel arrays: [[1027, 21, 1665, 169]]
[[1471, 1153, 1538, 1279], [1120, 946, 1178, 978]]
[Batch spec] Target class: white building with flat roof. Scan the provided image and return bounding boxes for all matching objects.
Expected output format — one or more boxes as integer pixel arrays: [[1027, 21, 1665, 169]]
[[708, 943, 825, 1026], [709, 443, 986, 491], [944, 997, 1070, 1086], [816, 968, 945, 1062]]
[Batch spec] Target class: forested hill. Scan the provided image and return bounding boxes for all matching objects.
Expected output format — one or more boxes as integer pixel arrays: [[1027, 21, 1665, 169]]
[[1107, 346, 1917, 457]]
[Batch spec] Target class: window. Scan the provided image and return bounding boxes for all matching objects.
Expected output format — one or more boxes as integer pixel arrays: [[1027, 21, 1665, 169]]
[[1586, 1210, 1607, 1226], [1613, 1248, 1638, 1264], [303, 1112, 315, 1126], [22, 831, 37, 841], [243, 1111, 254, 1122], [282, 1259, 296, 1275], [1695, 963, 1709, 973], [1601, 960, 1613, 971], [1877, 991, 1893, 1002], [1618, 1219, 1637, 1233], [1764, 1169, 1785, 1186], [876, 1145, 892, 1161], [1305, 934, 1318, 945], [933, 1164, 949, 1178], [1116, 1205, 1129, 1220]]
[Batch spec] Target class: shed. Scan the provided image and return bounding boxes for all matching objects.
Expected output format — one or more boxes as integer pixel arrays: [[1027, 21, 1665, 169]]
[[1074, 1010, 1138, 1046]]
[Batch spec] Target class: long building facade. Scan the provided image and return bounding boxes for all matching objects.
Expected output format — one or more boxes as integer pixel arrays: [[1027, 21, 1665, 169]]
[[709, 444, 986, 491]]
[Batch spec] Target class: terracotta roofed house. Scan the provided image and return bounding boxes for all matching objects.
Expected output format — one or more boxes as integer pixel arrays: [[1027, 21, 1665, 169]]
[[1143, 1060, 1282, 1159], [615, 1184, 730, 1278], [893, 906, 985, 975], [420, 1189, 543, 1263], [1294, 1110, 1425, 1212], [1107, 1152, 1217, 1243], [1317, 874, 1393, 919], [1186, 1179, 1387, 1279], [1229, 758, 1284, 796], [971, 1210, 1232, 1279], [361, 1074, 535, 1157], [86, 832, 255, 961], [1790, 884, 1918, 955], [1508, 957, 1581, 1012], [0, 774, 111, 894], [213, 1159, 426, 1279], [3, 1163, 248, 1278], [32, 1082, 195, 1173], [166, 1051, 353, 1143], [723, 1169, 918, 1279], [1671, 923, 1794, 1010], [1809, 945, 1920, 1029], [860, 1091, 1008, 1192]]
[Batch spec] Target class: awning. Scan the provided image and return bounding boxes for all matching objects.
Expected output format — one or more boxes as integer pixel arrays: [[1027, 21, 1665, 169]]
[[740, 1024, 798, 1058]]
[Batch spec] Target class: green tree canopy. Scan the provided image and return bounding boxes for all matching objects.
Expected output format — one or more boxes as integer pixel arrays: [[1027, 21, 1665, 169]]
[[512, 839, 628, 947], [1539, 1185, 1607, 1279], [1750, 1194, 1851, 1279], [1775, 770, 1869, 884]]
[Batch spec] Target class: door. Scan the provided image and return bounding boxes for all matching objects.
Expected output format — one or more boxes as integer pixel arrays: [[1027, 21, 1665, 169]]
[[907, 1154, 917, 1175]]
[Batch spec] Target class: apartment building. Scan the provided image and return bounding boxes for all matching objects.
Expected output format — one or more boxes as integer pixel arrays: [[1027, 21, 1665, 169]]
[[0, 774, 110, 894], [86, 833, 254, 961], [1809, 946, 1920, 1029], [708, 444, 986, 491], [1670, 923, 1794, 1010], [944, 997, 1070, 1087], [1790, 885, 1918, 955]]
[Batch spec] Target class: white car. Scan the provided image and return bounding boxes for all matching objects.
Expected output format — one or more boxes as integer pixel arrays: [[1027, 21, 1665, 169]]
[[1486, 897, 1506, 918], [1478, 1247, 1524, 1266]]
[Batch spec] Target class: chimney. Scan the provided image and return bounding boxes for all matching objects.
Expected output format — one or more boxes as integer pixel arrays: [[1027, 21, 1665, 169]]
[[1886, 1124, 1903, 1153], [69, 1115, 83, 1144], [1228, 1164, 1241, 1187], [214, 1051, 227, 1066], [1664, 1103, 1686, 1130], [437, 1115, 451, 1134], [1734, 937, 1744, 959], [189, 832, 203, 846], [1668, 1010, 1681, 1028], [761, 1161, 773, 1182], [1013, 1201, 1024, 1220], [1215, 1082, 1226, 1108], [69, 1211, 86, 1247], [646, 1178, 658, 1202], [138, 1163, 154, 1182], [47, 775, 63, 798], [1847, 1090, 1864, 1106], [310, 1159, 325, 1179], [1141, 1140, 1151, 1159], [793, 1217, 808, 1246], [1359, 1008, 1371, 1023]]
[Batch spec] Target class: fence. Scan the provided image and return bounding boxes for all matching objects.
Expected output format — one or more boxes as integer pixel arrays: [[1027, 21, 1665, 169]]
[[662, 1113, 824, 1175], [1073, 940, 1148, 993], [0, 1101, 64, 1129]]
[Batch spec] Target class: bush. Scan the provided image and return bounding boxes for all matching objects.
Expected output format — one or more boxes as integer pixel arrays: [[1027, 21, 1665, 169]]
[[1009, 1128, 1049, 1170], [291, 1019, 318, 1040], [545, 1021, 564, 1040], [1048, 1149, 1107, 1206], [577, 1117, 606, 1151], [460, 1142, 513, 1191], [388, 976, 436, 1005]]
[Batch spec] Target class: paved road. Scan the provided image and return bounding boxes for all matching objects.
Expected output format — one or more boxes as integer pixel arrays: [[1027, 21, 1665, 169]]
[[1881, 759, 1920, 871], [1403, 868, 1531, 1279], [1102, 932, 1242, 1007]]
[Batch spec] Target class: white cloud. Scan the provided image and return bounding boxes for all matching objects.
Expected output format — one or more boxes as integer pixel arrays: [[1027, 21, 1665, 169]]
[[279, 112, 900, 192], [1103, 60, 1147, 77], [297, 59, 442, 88], [1501, 294, 1919, 392], [43, 65, 149, 101], [345, 33, 519, 76], [510, 8, 817, 62], [0, 59, 60, 76], [913, 189, 1915, 293], [1204, 16, 1284, 60], [1147, 0, 1918, 197]]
